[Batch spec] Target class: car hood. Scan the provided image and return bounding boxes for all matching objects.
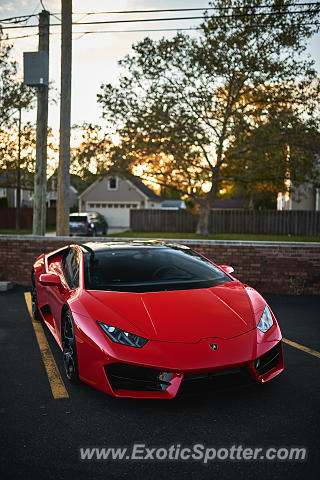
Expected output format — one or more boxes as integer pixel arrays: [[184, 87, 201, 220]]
[[86, 281, 255, 343]]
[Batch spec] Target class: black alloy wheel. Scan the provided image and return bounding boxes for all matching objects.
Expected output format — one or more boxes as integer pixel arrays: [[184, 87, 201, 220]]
[[31, 271, 41, 321], [62, 311, 79, 383]]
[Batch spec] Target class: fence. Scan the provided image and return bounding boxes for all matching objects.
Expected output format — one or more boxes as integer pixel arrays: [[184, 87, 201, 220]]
[[0, 208, 56, 230], [1, 207, 319, 236], [130, 209, 320, 236]]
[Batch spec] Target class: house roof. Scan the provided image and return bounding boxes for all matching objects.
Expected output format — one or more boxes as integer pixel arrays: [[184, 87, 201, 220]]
[[47, 171, 84, 193], [79, 174, 162, 201], [127, 175, 162, 201]]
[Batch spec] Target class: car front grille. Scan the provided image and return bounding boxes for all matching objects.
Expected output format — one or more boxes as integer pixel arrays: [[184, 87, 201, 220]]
[[254, 342, 281, 377], [178, 367, 251, 396], [104, 363, 172, 392]]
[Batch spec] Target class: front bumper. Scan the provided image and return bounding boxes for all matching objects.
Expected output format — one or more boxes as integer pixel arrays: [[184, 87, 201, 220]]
[[73, 314, 284, 399]]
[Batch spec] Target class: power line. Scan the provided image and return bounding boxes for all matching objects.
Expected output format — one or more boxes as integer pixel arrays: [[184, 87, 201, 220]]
[[1, 2, 319, 24], [70, 9, 320, 28], [5, 23, 320, 41], [1, 8, 319, 30], [0, 14, 38, 24], [59, 2, 320, 15], [4, 33, 41, 40], [71, 22, 320, 39], [3, 29, 201, 41]]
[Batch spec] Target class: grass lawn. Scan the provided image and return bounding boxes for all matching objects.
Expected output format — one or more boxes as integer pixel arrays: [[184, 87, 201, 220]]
[[0, 229, 33, 235], [107, 231, 320, 242], [0, 228, 55, 235]]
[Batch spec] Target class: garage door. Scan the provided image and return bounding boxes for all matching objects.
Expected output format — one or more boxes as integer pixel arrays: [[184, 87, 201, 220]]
[[86, 202, 139, 228]]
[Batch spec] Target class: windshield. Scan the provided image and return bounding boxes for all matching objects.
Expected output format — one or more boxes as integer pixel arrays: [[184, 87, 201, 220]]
[[84, 246, 232, 293], [70, 216, 87, 223]]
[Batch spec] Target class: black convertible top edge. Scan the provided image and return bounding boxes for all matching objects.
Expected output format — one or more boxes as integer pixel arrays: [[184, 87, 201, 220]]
[[80, 240, 191, 251], [80, 244, 95, 264]]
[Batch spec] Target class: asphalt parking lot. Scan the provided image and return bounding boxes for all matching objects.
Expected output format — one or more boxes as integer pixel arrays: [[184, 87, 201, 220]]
[[1, 286, 319, 480]]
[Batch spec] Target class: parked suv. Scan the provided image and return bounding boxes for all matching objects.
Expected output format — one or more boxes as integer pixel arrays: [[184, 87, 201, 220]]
[[69, 212, 108, 237]]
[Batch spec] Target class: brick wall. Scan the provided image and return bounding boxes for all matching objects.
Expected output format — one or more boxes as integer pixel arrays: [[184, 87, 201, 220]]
[[0, 235, 319, 295]]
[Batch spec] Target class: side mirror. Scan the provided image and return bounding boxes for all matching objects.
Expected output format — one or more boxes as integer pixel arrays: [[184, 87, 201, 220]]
[[39, 273, 61, 286], [219, 265, 234, 275]]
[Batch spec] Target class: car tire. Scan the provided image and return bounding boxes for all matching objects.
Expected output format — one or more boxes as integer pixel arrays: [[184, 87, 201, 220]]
[[62, 310, 79, 383], [31, 271, 41, 321]]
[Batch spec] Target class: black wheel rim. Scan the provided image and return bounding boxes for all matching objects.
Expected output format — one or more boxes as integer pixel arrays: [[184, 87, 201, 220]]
[[62, 313, 76, 380], [31, 274, 38, 318]]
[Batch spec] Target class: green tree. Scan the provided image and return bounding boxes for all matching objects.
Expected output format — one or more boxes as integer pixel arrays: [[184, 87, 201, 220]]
[[0, 34, 34, 128], [98, 0, 320, 234], [0, 34, 37, 227], [70, 123, 115, 189], [0, 121, 36, 194], [0, 122, 56, 229], [222, 93, 320, 207]]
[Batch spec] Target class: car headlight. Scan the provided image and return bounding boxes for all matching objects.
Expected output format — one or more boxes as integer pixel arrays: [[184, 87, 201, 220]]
[[97, 321, 148, 348], [257, 305, 274, 333]]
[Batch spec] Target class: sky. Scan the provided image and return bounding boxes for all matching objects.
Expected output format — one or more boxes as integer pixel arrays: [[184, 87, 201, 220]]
[[1, 0, 320, 140]]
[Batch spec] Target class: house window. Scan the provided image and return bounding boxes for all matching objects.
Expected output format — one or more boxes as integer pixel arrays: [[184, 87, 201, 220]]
[[108, 177, 118, 190]]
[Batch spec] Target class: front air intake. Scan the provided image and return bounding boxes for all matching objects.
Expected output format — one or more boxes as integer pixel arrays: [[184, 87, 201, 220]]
[[105, 363, 172, 392], [254, 343, 281, 376]]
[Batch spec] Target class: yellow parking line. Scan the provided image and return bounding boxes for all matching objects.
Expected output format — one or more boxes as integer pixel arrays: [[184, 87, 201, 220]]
[[24, 292, 69, 399], [283, 338, 320, 359]]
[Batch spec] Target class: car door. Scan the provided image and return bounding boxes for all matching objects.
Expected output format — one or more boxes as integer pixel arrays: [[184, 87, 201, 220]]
[[47, 248, 80, 342]]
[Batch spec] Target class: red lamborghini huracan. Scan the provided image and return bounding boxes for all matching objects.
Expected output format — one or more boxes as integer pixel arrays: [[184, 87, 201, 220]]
[[31, 241, 284, 398]]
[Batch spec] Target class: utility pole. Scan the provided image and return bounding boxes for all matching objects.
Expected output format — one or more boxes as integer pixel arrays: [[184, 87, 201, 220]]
[[57, 0, 72, 236], [15, 106, 22, 231], [32, 10, 50, 235]]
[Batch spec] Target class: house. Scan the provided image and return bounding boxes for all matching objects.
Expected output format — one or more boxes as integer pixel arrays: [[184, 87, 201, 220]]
[[0, 171, 82, 209], [161, 200, 186, 210], [0, 172, 33, 207], [78, 175, 162, 228], [277, 154, 320, 211], [46, 172, 81, 208], [277, 185, 320, 211]]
